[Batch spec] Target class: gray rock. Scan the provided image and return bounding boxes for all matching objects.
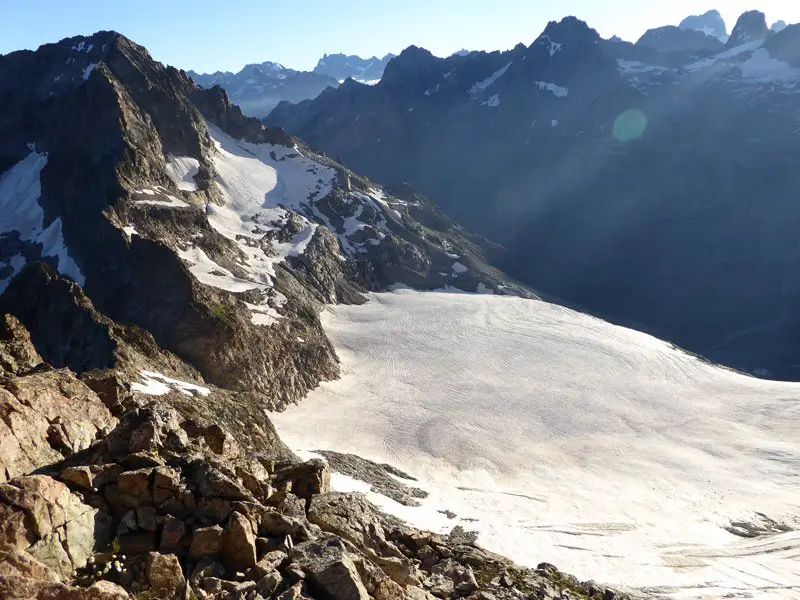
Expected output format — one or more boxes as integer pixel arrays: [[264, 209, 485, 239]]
[[291, 536, 370, 600]]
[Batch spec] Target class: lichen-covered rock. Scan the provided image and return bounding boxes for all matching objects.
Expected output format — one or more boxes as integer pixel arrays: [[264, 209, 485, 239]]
[[188, 525, 224, 560], [291, 536, 371, 600], [0, 314, 42, 375], [0, 476, 103, 578], [0, 576, 131, 599], [222, 511, 257, 572], [146, 552, 186, 599], [0, 367, 116, 483]]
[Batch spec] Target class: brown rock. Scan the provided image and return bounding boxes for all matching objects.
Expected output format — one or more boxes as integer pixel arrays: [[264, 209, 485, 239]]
[[159, 515, 186, 553], [222, 511, 257, 572], [189, 557, 225, 584], [152, 466, 181, 505], [247, 549, 288, 581], [0, 475, 99, 578], [196, 498, 233, 523], [261, 511, 316, 541], [0, 314, 42, 375], [188, 525, 224, 560], [0, 575, 131, 599], [203, 423, 239, 456], [274, 459, 331, 501], [193, 463, 250, 500], [308, 493, 418, 585], [119, 531, 157, 555], [0, 547, 58, 581], [0, 368, 115, 483], [116, 468, 153, 507], [146, 552, 186, 599], [136, 506, 158, 532], [255, 569, 282, 596]]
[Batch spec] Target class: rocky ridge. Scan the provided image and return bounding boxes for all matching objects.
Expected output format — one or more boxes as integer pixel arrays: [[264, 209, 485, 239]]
[[0, 316, 638, 600], [0, 30, 529, 421]]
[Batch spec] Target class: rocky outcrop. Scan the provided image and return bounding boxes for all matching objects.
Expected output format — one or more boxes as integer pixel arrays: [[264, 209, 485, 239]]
[[0, 318, 636, 599], [0, 338, 116, 482], [1, 30, 528, 422]]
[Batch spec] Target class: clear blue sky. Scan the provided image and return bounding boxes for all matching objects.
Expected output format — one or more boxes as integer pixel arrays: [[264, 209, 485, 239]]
[[2, 1, 799, 73]]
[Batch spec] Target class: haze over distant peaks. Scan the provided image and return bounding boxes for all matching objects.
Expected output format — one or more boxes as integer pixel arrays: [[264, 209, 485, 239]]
[[313, 53, 395, 83], [679, 9, 729, 41]]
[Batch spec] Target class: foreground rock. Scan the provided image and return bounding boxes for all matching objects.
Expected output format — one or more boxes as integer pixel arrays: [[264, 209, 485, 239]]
[[0, 316, 639, 599]]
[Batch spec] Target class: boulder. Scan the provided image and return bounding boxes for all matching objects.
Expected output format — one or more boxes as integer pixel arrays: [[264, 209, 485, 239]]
[[146, 552, 186, 598], [291, 536, 371, 600], [115, 468, 153, 507], [0, 369, 116, 482], [159, 515, 186, 553], [222, 511, 257, 572], [308, 493, 418, 585], [61, 464, 121, 492], [152, 465, 181, 504], [274, 459, 331, 500], [0, 475, 100, 578], [433, 558, 478, 593], [188, 525, 224, 560]]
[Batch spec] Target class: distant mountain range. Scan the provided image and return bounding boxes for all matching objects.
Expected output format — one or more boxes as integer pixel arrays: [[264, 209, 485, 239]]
[[268, 9, 800, 379], [188, 53, 395, 118], [313, 53, 395, 83], [186, 62, 339, 118]]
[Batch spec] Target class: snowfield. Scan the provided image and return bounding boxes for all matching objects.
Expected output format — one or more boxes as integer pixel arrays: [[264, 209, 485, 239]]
[[271, 288, 800, 599]]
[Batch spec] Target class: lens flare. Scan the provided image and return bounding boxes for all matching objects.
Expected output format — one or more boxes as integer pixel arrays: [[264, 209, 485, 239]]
[[613, 109, 648, 142]]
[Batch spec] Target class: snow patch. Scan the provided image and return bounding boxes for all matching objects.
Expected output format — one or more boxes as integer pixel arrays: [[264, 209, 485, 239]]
[[535, 81, 568, 98], [451, 261, 468, 274], [540, 35, 563, 57], [177, 246, 265, 293], [740, 49, 800, 83], [132, 370, 211, 397], [271, 289, 800, 598], [470, 63, 511, 95], [165, 155, 201, 192], [82, 63, 97, 81], [0, 151, 85, 289]]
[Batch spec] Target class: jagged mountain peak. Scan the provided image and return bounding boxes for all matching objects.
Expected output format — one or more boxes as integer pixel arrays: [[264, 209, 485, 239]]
[[540, 16, 601, 45], [727, 10, 770, 47], [1, 29, 526, 414], [679, 9, 728, 40], [380, 45, 442, 88], [313, 52, 395, 83], [772, 20, 788, 33]]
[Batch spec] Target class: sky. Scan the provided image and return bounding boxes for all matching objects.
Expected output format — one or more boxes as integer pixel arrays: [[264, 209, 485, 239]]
[[1, 1, 799, 73]]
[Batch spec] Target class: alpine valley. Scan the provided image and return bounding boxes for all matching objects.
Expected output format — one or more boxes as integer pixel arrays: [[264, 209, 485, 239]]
[[0, 7, 799, 600], [269, 10, 800, 380]]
